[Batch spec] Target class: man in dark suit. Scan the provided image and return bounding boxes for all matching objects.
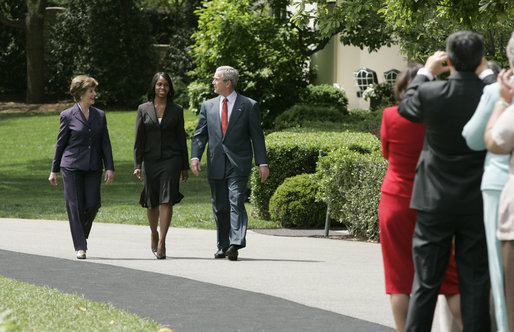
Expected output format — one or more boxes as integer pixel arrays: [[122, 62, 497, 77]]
[[398, 31, 490, 331], [476, 56, 499, 85], [191, 66, 269, 261]]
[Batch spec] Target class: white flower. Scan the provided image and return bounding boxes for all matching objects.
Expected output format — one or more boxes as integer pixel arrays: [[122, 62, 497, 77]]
[[362, 84, 377, 101]]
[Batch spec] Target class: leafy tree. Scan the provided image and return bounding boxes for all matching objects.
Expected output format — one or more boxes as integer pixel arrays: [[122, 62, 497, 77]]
[[0, 0, 25, 96], [0, 0, 47, 102], [381, 0, 514, 66], [291, 0, 392, 52], [292, 0, 514, 66], [188, 0, 315, 126], [140, 0, 201, 83], [46, 0, 156, 107]]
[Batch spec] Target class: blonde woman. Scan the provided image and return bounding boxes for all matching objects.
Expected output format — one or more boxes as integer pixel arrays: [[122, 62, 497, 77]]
[[49, 75, 115, 259]]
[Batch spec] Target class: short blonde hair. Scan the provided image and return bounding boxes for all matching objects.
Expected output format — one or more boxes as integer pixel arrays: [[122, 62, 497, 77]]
[[69, 75, 98, 102]]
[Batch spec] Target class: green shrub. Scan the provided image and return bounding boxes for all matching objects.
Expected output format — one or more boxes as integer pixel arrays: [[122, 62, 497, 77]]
[[250, 131, 381, 220], [301, 84, 349, 114], [362, 82, 395, 112], [173, 79, 191, 110], [187, 82, 212, 115], [272, 107, 383, 137], [188, 0, 312, 124], [184, 120, 197, 139], [269, 174, 326, 228], [273, 104, 346, 131], [344, 108, 384, 136], [317, 149, 388, 242]]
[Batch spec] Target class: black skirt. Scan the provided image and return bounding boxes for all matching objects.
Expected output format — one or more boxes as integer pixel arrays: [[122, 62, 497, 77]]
[[139, 156, 183, 209]]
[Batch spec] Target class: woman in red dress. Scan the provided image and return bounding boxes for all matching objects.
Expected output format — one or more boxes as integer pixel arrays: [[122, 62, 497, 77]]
[[379, 65, 461, 332]]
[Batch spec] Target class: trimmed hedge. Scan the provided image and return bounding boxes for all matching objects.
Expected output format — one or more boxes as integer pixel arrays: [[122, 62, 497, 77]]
[[274, 108, 383, 137], [272, 105, 346, 131], [301, 84, 349, 114], [317, 149, 388, 242], [269, 174, 326, 228], [250, 130, 381, 220]]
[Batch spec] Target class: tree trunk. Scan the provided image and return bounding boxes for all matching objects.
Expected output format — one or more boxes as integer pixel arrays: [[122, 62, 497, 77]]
[[25, 0, 46, 103]]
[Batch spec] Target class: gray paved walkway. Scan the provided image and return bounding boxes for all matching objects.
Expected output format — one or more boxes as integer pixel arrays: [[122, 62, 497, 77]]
[[0, 217, 442, 331]]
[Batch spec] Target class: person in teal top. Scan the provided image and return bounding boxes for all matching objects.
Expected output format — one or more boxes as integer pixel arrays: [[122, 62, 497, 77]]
[[462, 56, 511, 331]]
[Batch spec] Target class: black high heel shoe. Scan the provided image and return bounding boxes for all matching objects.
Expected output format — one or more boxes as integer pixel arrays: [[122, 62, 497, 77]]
[[151, 232, 159, 258], [156, 244, 166, 260]]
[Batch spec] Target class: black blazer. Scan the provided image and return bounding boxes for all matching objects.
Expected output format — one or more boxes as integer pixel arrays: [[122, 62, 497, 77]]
[[51, 104, 114, 173], [398, 72, 486, 214], [134, 101, 189, 170]]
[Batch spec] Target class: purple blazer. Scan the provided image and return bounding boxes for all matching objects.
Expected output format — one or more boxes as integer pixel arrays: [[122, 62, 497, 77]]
[[51, 103, 114, 172]]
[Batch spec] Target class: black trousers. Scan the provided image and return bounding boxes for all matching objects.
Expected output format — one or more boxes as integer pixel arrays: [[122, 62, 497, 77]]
[[61, 168, 102, 251], [405, 210, 490, 332]]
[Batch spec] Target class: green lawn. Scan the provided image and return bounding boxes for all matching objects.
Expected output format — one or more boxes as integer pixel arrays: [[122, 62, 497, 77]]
[[0, 110, 277, 229], [0, 276, 163, 331]]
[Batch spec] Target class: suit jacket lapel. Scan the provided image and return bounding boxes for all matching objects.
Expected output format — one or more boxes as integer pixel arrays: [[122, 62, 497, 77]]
[[225, 94, 243, 137], [88, 108, 98, 124], [147, 102, 158, 124], [72, 104, 89, 127]]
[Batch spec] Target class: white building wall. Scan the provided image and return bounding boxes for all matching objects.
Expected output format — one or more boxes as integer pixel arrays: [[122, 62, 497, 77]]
[[334, 43, 408, 109]]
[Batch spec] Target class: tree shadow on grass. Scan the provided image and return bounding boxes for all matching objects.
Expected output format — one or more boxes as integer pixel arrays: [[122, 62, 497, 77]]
[[0, 158, 215, 224]]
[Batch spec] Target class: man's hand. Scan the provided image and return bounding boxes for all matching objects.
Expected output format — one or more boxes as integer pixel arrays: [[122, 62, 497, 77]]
[[259, 165, 269, 182], [133, 168, 142, 180], [425, 51, 450, 76], [191, 159, 201, 176]]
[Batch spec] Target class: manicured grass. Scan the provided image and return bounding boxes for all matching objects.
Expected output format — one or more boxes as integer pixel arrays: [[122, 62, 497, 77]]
[[0, 276, 163, 331], [0, 110, 278, 229]]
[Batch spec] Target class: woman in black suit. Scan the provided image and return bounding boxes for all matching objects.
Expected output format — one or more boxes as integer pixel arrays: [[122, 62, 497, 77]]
[[49, 75, 115, 260], [133, 72, 189, 259]]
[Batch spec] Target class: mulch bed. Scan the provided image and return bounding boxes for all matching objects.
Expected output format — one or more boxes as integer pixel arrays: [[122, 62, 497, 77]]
[[0, 101, 74, 114]]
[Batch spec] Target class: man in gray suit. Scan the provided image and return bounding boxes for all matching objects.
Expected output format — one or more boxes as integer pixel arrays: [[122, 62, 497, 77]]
[[191, 66, 269, 261]]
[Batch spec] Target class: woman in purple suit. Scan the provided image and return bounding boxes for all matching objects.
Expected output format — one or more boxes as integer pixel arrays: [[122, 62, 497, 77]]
[[49, 75, 115, 260]]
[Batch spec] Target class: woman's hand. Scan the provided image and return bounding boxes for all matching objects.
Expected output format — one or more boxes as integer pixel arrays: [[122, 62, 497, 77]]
[[133, 168, 141, 181], [48, 172, 58, 186], [498, 69, 514, 103], [181, 169, 189, 183], [104, 170, 114, 184]]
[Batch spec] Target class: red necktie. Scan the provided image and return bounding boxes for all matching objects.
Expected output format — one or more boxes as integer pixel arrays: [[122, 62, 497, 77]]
[[221, 97, 228, 135]]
